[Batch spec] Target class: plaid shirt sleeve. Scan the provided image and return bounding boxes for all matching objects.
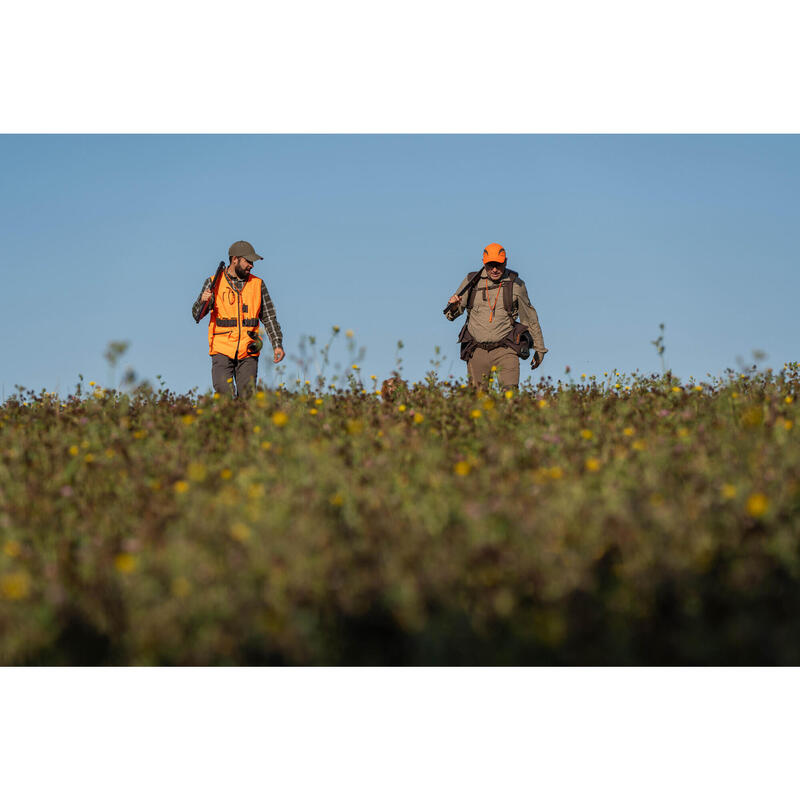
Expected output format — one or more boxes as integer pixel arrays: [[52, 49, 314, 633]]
[[259, 280, 283, 349], [191, 276, 214, 323]]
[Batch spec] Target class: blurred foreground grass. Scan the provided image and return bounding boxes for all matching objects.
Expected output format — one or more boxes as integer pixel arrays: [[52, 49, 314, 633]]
[[1, 365, 800, 664]]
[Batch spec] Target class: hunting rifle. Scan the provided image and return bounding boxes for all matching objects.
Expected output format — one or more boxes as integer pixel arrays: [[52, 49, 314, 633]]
[[442, 268, 486, 316], [196, 261, 225, 323]]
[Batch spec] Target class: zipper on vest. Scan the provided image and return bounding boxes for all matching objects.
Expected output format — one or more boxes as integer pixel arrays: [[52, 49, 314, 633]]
[[236, 289, 242, 358]]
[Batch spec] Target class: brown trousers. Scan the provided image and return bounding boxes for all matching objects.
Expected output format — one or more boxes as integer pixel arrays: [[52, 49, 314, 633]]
[[467, 346, 520, 389], [211, 353, 258, 398]]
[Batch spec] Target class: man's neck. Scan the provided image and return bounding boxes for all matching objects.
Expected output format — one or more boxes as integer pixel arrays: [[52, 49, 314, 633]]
[[226, 265, 244, 281]]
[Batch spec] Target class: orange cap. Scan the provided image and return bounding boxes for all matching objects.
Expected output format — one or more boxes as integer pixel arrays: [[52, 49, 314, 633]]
[[482, 242, 507, 265]]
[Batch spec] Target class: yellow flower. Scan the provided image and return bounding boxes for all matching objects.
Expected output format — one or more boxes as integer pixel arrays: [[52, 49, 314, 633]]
[[584, 458, 600, 472], [187, 462, 207, 482], [470, 409, 482, 419], [721, 483, 737, 499], [746, 492, 769, 518], [261, 440, 272, 450], [229, 522, 252, 542], [181, 414, 194, 425], [548, 467, 564, 480], [614, 383, 621, 389], [332, 325, 340, 333], [89, 381, 96, 387], [213, 392, 220, 400], [732, 391, 739, 399], [580, 429, 593, 440], [84, 453, 95, 463], [504, 390, 514, 399], [352, 364, 359, 370], [315, 398, 323, 406], [671, 386, 682, 393], [226, 377, 233, 383], [220, 468, 233, 480], [114, 553, 138, 574], [3, 540, 21, 558], [305, 380, 311, 385], [632, 439, 647, 451], [677, 427, 690, 439], [581, 373, 586, 379], [482, 398, 495, 411], [133, 430, 147, 439], [413, 412, 424, 424], [370, 375, 377, 380], [174, 480, 190, 494], [785, 420, 794, 431], [538, 399, 548, 409], [454, 461, 471, 476], [490, 365, 498, 372], [309, 408, 318, 415], [693, 385, 703, 392], [272, 411, 289, 427], [398, 404, 407, 412], [171, 576, 191, 598], [256, 391, 266, 400], [622, 427, 634, 437], [1, 571, 31, 600], [253, 425, 261, 433], [346, 330, 354, 338], [785, 396, 794, 405], [329, 493, 344, 507], [69, 444, 79, 456]]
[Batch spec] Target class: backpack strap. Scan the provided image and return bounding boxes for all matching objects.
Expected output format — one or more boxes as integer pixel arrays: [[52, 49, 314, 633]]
[[465, 271, 480, 310], [503, 270, 519, 317]]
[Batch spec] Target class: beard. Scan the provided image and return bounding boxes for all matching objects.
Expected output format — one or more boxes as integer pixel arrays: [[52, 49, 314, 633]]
[[235, 264, 249, 279]]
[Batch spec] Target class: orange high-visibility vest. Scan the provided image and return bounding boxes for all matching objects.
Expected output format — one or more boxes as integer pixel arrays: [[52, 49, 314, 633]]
[[207, 272, 263, 359]]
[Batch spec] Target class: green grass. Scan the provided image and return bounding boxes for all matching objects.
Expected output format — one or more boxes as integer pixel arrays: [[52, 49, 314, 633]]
[[1, 365, 799, 664]]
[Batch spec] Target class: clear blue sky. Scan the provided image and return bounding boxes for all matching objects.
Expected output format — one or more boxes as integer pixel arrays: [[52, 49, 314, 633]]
[[1, 134, 798, 396]]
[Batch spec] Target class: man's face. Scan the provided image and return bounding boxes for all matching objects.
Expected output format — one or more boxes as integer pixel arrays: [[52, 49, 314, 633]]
[[233, 256, 253, 279], [486, 261, 505, 281]]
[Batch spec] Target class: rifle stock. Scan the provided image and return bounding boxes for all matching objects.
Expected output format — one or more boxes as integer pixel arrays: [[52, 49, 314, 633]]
[[196, 261, 225, 323]]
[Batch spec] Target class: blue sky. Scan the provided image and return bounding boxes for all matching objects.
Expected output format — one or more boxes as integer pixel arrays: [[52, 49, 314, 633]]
[[1, 134, 798, 396]]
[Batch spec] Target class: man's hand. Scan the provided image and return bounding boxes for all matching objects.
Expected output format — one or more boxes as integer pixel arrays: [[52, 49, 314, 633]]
[[448, 294, 461, 306], [200, 289, 213, 304], [531, 351, 546, 369], [273, 346, 285, 364]]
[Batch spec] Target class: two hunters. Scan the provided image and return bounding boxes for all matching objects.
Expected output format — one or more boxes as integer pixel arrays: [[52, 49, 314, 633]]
[[445, 242, 547, 389], [192, 240, 285, 398], [193, 239, 545, 395]]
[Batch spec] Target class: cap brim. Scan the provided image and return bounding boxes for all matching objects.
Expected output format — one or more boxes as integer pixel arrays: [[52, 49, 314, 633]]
[[251, 253, 263, 261]]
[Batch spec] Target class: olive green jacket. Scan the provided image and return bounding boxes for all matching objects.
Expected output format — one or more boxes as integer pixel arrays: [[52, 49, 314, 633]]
[[446, 268, 548, 355]]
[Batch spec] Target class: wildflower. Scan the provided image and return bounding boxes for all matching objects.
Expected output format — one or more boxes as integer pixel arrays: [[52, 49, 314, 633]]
[[173, 480, 190, 494], [220, 468, 233, 480], [305, 380, 311, 385], [89, 381, 96, 387], [247, 485, 264, 500], [504, 390, 514, 399], [256, 391, 266, 400], [253, 425, 261, 434], [693, 385, 703, 392], [731, 392, 739, 399], [671, 386, 682, 393], [3, 540, 21, 558], [84, 453, 95, 463], [538, 399, 548, 409], [333, 325, 340, 333], [585, 457, 600, 472], [470, 409, 482, 419], [581, 374, 586, 379], [181, 414, 194, 425], [677, 427, 690, 439], [329, 493, 344, 507], [1, 571, 31, 600], [785, 420, 794, 431], [548, 467, 564, 480], [370, 375, 377, 380], [229, 522, 252, 542], [454, 461, 471, 476], [346, 330, 354, 338], [614, 383, 621, 389], [309, 408, 318, 415], [315, 398, 324, 406], [195, 408, 204, 415], [632, 439, 647, 451], [721, 483, 737, 499], [69, 445, 79, 456], [413, 412, 424, 424], [226, 377, 233, 383], [580, 429, 593, 440], [398, 404, 407, 412], [785, 396, 794, 405], [483, 398, 495, 411], [171, 577, 191, 598], [746, 492, 769, 518], [187, 462, 207, 482], [352, 364, 360, 370], [213, 392, 220, 400], [490, 365, 498, 372], [272, 411, 289, 427], [261, 440, 272, 450], [114, 553, 138, 574]]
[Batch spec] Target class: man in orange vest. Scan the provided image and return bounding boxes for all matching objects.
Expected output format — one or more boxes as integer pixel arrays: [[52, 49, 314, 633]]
[[192, 240, 285, 397]]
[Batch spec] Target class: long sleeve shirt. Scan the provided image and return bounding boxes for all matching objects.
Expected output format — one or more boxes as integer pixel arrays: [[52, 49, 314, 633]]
[[192, 270, 283, 350], [446, 267, 548, 355]]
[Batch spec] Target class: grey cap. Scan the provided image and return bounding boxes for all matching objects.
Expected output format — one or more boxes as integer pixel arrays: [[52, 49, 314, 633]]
[[228, 240, 263, 262]]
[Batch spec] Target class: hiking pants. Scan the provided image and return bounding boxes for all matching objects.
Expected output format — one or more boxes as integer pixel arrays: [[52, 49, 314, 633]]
[[467, 346, 519, 389], [211, 353, 258, 398]]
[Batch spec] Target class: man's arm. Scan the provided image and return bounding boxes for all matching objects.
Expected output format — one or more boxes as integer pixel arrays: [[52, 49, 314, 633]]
[[192, 276, 214, 323], [515, 280, 548, 358], [259, 281, 285, 361], [444, 275, 472, 321]]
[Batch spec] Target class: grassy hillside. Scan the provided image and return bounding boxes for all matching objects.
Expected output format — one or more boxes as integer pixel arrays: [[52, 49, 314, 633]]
[[1, 365, 799, 664]]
